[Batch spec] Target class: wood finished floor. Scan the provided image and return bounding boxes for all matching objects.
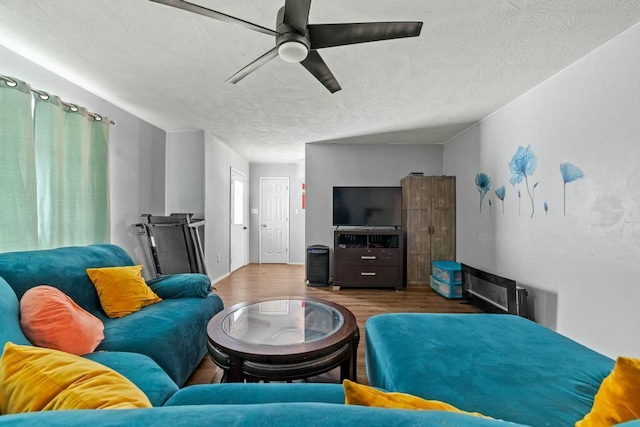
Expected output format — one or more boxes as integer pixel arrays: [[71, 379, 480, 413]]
[[185, 263, 478, 386]]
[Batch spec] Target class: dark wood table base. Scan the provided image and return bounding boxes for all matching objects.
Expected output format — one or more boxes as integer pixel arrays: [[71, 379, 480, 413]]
[[208, 330, 359, 383]]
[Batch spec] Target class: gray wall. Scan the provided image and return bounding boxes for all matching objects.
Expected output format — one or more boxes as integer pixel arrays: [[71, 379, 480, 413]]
[[305, 143, 444, 275], [204, 134, 250, 282], [165, 130, 205, 218], [444, 22, 640, 359], [0, 44, 166, 269], [249, 163, 305, 264]]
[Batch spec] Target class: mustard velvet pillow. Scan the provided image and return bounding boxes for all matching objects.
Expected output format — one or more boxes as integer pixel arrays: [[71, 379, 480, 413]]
[[86, 265, 162, 318], [0, 342, 152, 414], [575, 356, 640, 427], [20, 285, 104, 356], [343, 380, 487, 418]]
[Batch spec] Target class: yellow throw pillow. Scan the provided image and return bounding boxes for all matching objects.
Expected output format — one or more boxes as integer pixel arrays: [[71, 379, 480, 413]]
[[575, 356, 640, 427], [343, 379, 487, 418], [86, 265, 162, 318], [0, 342, 151, 414]]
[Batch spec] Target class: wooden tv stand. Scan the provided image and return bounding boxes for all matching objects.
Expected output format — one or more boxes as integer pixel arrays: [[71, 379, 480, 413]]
[[333, 229, 404, 290]]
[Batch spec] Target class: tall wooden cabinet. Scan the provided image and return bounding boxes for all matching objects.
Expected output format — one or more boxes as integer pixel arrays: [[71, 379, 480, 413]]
[[401, 176, 456, 285]]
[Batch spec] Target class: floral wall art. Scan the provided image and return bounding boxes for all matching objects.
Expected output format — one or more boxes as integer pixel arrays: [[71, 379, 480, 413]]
[[474, 145, 585, 218]]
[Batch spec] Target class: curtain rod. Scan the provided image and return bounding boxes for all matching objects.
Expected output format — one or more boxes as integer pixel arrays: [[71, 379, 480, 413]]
[[0, 74, 116, 125]]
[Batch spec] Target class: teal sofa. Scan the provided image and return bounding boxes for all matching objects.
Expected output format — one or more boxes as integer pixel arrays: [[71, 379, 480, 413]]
[[365, 313, 620, 426], [1, 245, 630, 425], [0, 248, 531, 426], [0, 244, 224, 393], [0, 244, 532, 426]]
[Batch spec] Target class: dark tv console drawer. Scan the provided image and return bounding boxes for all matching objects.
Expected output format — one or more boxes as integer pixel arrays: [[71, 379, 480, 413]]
[[333, 230, 404, 290], [336, 248, 399, 266]]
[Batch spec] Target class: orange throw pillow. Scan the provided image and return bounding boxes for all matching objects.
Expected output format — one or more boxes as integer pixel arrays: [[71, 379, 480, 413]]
[[86, 265, 161, 318], [20, 286, 104, 356]]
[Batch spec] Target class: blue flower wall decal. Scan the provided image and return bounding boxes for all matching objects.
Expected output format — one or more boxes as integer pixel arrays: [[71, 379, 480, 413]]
[[509, 145, 538, 218], [495, 186, 506, 213], [544, 201, 549, 216], [475, 172, 491, 213], [560, 162, 585, 216]]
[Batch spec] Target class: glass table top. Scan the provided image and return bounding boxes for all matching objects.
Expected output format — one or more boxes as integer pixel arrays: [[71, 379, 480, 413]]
[[221, 299, 344, 346]]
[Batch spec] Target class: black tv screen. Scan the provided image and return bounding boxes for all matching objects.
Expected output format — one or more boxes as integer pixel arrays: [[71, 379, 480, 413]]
[[333, 187, 402, 227]]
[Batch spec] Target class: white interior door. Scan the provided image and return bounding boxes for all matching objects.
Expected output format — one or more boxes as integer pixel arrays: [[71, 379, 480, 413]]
[[260, 177, 289, 263], [230, 168, 246, 272]]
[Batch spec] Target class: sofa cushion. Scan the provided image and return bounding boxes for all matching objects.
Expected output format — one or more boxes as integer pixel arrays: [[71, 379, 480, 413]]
[[97, 293, 224, 386], [147, 273, 211, 299], [365, 313, 615, 426], [0, 277, 30, 351], [86, 265, 162, 318], [85, 351, 179, 407], [0, 343, 151, 414], [343, 379, 487, 418], [19, 285, 104, 355], [576, 356, 640, 426], [165, 383, 345, 406]]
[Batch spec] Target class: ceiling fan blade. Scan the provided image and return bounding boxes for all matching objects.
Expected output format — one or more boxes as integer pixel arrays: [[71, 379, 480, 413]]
[[226, 48, 279, 84], [283, 0, 312, 34], [150, 0, 277, 36], [300, 51, 341, 93], [308, 22, 422, 49]]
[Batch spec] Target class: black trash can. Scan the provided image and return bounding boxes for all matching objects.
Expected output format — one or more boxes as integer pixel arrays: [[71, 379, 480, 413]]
[[306, 245, 330, 286]]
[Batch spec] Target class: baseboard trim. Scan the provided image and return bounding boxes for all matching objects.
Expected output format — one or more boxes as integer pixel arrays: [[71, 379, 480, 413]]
[[210, 272, 230, 285]]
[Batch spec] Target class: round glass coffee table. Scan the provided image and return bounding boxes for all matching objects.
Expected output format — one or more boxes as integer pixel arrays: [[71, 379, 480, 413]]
[[206, 296, 359, 382]]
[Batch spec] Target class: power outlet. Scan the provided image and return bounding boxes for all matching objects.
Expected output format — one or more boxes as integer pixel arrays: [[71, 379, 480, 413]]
[[216, 254, 221, 262]]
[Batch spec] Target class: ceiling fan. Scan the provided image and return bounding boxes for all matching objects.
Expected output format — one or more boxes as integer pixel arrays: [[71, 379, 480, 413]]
[[150, 0, 423, 93]]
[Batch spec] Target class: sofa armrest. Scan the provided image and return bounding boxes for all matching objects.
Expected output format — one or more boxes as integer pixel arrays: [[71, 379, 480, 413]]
[[147, 274, 211, 299], [0, 404, 530, 426]]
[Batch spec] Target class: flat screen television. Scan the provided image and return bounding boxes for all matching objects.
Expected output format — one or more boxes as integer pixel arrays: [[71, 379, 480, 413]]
[[332, 186, 402, 227]]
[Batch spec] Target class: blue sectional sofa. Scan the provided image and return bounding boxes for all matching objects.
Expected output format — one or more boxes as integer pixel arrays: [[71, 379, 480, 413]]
[[0, 244, 223, 391], [365, 313, 623, 426], [2, 246, 636, 425], [0, 243, 524, 426]]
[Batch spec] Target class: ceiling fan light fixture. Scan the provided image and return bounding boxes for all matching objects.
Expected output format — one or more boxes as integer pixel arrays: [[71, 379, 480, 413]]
[[278, 41, 309, 63]]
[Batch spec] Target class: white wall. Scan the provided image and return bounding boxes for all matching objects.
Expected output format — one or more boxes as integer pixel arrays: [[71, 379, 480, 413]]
[[249, 163, 305, 264], [165, 130, 205, 217], [0, 44, 166, 267], [305, 143, 444, 276], [204, 133, 249, 282], [444, 23, 640, 358]]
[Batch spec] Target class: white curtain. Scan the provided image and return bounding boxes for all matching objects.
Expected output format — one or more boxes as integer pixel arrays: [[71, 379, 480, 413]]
[[0, 78, 38, 251], [34, 93, 110, 248], [0, 74, 111, 252]]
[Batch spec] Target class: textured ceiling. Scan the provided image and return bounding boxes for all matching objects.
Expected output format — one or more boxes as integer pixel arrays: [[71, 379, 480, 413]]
[[1, 0, 640, 163]]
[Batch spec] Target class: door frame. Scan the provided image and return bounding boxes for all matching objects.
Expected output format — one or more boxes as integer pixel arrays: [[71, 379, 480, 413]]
[[259, 176, 290, 264], [230, 168, 248, 272]]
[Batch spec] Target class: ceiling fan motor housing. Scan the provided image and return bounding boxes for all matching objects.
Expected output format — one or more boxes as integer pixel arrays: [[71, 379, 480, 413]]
[[275, 6, 310, 52]]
